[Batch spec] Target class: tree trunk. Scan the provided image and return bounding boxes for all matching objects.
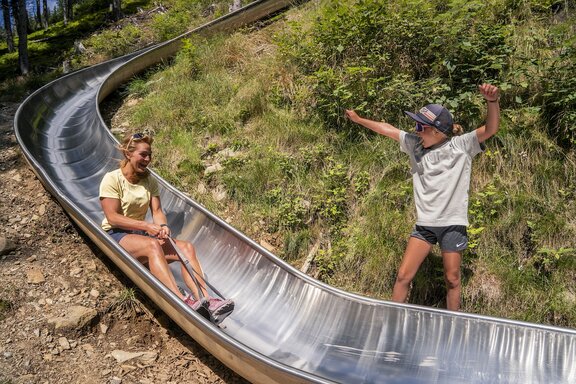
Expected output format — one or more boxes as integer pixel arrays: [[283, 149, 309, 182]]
[[42, 0, 49, 29], [60, 0, 67, 25], [15, 0, 29, 75], [35, 0, 41, 25], [66, 0, 73, 21], [1, 0, 14, 53], [111, 0, 122, 21], [10, 0, 19, 27]]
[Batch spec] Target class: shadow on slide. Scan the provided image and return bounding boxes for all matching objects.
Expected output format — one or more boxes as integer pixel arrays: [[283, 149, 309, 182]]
[[13, 1, 576, 383]]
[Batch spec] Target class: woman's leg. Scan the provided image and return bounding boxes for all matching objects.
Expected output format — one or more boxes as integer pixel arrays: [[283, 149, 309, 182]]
[[391, 237, 432, 304], [162, 239, 208, 300], [119, 234, 185, 300], [441, 251, 462, 311]]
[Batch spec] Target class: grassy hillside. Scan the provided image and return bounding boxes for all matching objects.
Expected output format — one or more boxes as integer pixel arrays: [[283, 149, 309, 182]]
[[5, 0, 574, 327], [113, 0, 576, 327]]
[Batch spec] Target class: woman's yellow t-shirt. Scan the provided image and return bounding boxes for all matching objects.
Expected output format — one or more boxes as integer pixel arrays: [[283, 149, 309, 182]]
[[99, 168, 160, 231]]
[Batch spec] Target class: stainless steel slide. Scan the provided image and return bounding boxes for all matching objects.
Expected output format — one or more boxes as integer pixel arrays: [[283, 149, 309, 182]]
[[13, 1, 576, 383]]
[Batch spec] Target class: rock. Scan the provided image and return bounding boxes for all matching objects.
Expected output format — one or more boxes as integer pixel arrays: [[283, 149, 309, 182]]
[[47, 306, 97, 331], [74, 40, 86, 54], [90, 289, 100, 298], [229, 0, 242, 13], [212, 185, 227, 201], [196, 182, 207, 195], [26, 268, 45, 284], [0, 235, 16, 255], [58, 337, 71, 350], [204, 163, 223, 175], [11, 172, 22, 182], [110, 350, 158, 364]]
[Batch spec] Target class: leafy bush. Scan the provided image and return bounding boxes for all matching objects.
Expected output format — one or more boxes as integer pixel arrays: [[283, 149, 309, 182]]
[[277, 0, 515, 131], [542, 42, 576, 148]]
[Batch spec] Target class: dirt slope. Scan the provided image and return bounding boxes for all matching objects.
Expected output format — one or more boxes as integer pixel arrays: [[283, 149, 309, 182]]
[[0, 102, 248, 384]]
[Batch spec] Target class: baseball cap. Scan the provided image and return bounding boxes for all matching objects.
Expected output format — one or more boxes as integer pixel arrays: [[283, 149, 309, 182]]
[[404, 104, 454, 135]]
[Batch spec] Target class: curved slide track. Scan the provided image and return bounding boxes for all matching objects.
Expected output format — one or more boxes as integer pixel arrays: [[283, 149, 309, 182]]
[[14, 1, 576, 383]]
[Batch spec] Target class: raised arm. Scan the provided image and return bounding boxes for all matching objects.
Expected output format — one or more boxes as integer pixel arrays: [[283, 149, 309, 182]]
[[475, 83, 501, 143], [345, 110, 401, 142]]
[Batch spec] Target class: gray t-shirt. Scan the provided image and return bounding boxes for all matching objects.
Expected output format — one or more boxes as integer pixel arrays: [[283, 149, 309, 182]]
[[399, 131, 484, 226]]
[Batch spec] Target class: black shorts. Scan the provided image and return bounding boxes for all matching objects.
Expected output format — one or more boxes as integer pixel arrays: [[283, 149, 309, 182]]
[[410, 225, 468, 252]]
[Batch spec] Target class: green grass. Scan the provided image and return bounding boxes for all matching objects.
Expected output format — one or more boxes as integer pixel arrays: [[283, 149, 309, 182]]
[[4, 0, 574, 327], [115, 0, 576, 328]]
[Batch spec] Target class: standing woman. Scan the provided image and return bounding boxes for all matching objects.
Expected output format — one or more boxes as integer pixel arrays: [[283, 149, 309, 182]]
[[345, 84, 500, 311], [99, 133, 234, 323]]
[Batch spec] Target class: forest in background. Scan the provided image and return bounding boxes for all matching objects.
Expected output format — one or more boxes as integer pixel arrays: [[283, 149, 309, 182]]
[[2, 0, 575, 328]]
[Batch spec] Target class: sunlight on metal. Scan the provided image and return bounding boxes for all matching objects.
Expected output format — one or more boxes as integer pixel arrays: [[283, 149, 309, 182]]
[[13, 1, 576, 383]]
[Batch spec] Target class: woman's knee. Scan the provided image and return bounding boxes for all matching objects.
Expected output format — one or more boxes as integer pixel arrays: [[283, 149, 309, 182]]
[[142, 237, 165, 258], [179, 241, 197, 258]]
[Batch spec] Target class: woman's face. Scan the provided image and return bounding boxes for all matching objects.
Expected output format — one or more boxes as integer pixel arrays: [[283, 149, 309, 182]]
[[127, 142, 152, 174], [416, 124, 447, 148]]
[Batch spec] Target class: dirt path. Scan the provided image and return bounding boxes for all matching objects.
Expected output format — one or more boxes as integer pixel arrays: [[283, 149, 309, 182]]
[[0, 102, 248, 383]]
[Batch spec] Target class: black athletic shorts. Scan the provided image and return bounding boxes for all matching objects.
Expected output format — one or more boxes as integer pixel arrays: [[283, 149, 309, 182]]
[[410, 225, 468, 252]]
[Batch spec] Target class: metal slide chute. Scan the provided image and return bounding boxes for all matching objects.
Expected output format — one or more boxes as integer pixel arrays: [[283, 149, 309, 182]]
[[14, 1, 576, 383]]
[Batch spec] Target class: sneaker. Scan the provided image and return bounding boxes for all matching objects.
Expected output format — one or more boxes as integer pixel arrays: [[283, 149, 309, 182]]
[[207, 297, 235, 325], [184, 295, 210, 320]]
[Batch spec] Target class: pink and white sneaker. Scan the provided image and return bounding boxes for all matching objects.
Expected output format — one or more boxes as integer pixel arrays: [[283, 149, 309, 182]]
[[184, 295, 210, 320], [207, 297, 235, 324]]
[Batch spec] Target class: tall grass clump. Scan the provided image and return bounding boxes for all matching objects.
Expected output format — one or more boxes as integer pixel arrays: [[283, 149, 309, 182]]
[[122, 0, 576, 327]]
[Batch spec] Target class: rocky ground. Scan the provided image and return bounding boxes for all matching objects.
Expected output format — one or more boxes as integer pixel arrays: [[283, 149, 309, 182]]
[[0, 102, 248, 383]]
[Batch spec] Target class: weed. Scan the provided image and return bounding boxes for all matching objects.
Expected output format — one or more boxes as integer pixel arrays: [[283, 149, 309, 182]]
[[106, 288, 144, 319], [0, 299, 14, 322]]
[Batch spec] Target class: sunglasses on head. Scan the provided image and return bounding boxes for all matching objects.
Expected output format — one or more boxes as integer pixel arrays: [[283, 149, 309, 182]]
[[126, 132, 145, 149]]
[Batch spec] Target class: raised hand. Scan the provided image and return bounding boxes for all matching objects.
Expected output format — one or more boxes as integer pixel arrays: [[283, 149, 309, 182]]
[[479, 83, 500, 102]]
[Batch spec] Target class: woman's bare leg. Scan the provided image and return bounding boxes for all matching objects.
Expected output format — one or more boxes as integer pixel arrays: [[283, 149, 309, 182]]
[[119, 234, 185, 300], [442, 251, 462, 311], [391, 237, 432, 304], [163, 239, 208, 300]]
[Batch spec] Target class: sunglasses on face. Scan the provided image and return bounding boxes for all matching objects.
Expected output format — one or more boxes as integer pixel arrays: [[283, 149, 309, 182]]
[[416, 122, 437, 132]]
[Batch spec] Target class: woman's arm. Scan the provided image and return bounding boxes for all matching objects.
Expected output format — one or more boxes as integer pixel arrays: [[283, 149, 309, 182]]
[[475, 83, 501, 143], [345, 110, 402, 142], [101, 197, 161, 236], [150, 196, 170, 238]]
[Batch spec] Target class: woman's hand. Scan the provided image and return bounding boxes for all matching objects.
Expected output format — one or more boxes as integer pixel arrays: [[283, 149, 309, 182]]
[[158, 224, 171, 239], [479, 83, 500, 102], [145, 222, 164, 238]]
